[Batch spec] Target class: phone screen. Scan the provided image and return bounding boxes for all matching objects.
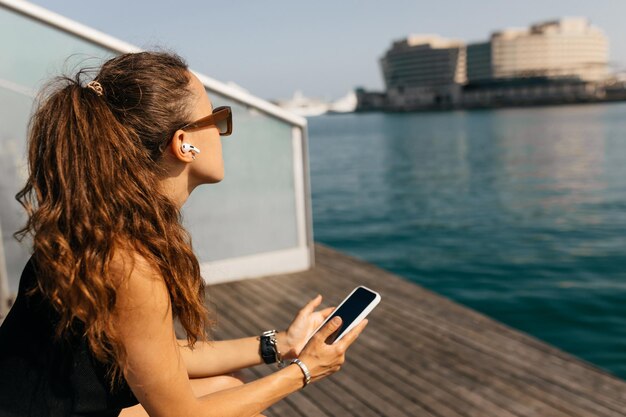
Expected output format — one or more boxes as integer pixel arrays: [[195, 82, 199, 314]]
[[325, 287, 377, 344]]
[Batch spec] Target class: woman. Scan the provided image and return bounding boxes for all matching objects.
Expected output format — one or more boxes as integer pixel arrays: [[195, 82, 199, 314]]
[[0, 51, 367, 417]]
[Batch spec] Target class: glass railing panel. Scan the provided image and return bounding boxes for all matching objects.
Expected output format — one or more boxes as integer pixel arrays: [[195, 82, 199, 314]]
[[184, 91, 299, 262]]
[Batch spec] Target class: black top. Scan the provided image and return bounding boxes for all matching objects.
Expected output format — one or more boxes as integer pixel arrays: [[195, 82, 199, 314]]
[[0, 257, 139, 417]]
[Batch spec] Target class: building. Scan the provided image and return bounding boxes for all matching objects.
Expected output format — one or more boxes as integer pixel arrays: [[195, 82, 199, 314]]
[[0, 0, 314, 315], [463, 18, 609, 107], [354, 88, 387, 112], [490, 18, 608, 82], [379, 35, 466, 110], [360, 17, 613, 111]]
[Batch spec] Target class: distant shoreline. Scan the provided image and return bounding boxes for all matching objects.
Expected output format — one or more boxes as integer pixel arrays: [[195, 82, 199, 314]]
[[354, 93, 626, 114]]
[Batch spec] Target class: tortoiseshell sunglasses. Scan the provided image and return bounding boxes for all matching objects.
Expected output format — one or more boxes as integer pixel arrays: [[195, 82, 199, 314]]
[[180, 106, 232, 136]]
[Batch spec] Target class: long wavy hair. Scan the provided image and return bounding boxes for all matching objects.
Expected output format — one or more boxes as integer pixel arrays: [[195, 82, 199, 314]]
[[14, 51, 211, 383]]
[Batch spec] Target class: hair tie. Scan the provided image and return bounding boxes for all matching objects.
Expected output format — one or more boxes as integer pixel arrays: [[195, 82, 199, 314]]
[[86, 80, 104, 97]]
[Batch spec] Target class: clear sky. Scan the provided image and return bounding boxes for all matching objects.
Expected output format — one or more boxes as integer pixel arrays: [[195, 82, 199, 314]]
[[30, 0, 621, 101]]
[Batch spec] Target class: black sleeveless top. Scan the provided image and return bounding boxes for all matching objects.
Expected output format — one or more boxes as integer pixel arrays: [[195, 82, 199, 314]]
[[0, 257, 139, 416]]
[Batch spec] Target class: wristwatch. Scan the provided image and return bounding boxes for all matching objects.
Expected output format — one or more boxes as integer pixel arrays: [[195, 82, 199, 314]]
[[259, 329, 283, 367]]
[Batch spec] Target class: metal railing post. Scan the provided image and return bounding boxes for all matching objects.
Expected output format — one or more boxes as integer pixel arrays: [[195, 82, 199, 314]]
[[0, 222, 10, 319]]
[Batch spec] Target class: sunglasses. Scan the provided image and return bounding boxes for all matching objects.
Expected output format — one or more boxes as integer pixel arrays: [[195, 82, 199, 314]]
[[180, 106, 233, 136]]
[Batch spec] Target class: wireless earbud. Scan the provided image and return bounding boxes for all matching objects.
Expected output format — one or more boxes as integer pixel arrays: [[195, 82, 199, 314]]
[[181, 143, 201, 154]]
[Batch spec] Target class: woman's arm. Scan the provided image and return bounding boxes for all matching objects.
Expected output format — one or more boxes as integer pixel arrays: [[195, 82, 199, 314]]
[[113, 253, 366, 417], [176, 337, 266, 377], [177, 297, 332, 378]]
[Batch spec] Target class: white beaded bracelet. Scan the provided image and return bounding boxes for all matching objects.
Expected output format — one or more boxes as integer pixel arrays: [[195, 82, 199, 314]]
[[291, 358, 311, 388]]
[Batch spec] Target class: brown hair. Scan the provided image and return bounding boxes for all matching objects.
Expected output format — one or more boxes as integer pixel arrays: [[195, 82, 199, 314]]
[[14, 51, 211, 383]]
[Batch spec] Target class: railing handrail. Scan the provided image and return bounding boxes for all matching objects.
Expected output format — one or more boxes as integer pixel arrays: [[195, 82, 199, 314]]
[[0, 0, 306, 127]]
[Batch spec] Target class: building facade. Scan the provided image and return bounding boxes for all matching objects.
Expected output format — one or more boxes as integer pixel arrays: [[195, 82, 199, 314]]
[[463, 18, 609, 107], [379, 35, 466, 110], [467, 18, 609, 85], [489, 18, 608, 82]]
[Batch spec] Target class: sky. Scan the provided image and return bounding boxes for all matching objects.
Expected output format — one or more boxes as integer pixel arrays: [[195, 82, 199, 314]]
[[30, 0, 621, 101]]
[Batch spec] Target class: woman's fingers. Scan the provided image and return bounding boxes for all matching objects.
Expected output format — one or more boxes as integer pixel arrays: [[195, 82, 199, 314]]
[[336, 319, 368, 350], [316, 316, 342, 341], [300, 294, 322, 316], [299, 317, 370, 384], [319, 307, 335, 319]]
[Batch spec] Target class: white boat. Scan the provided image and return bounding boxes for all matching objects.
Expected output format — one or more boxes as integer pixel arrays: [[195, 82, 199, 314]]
[[328, 90, 357, 113], [275, 91, 329, 117]]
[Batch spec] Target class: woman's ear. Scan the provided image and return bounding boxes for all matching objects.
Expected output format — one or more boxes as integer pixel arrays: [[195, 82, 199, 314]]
[[169, 130, 194, 162]]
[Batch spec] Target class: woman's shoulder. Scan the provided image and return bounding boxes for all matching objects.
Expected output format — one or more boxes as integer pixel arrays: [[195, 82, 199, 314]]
[[110, 249, 171, 315]]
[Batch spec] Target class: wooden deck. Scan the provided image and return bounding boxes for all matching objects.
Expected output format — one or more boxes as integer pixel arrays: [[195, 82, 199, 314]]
[[208, 243, 626, 417]]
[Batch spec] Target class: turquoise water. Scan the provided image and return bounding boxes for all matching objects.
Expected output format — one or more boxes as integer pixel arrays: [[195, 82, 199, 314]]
[[308, 103, 626, 379]]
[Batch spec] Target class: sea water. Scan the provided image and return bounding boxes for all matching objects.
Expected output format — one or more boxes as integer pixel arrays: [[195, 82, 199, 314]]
[[308, 103, 626, 379]]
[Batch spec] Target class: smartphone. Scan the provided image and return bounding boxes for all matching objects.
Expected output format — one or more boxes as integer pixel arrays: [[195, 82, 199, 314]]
[[307, 286, 381, 345]]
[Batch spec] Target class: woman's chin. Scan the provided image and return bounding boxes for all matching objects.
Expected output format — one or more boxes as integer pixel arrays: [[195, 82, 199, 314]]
[[204, 171, 225, 184]]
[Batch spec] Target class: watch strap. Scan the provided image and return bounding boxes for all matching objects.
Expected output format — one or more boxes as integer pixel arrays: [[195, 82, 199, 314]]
[[260, 330, 278, 364]]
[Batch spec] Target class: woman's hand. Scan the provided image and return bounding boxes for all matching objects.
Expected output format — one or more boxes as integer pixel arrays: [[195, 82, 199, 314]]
[[297, 316, 368, 384], [281, 295, 334, 359]]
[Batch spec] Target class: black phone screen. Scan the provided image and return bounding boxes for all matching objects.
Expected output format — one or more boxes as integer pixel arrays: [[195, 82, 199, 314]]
[[325, 287, 376, 344]]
